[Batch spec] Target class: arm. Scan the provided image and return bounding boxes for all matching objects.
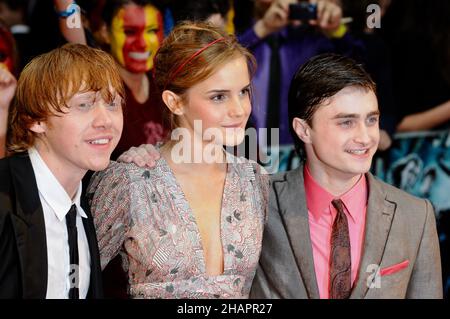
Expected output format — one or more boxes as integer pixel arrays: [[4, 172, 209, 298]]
[[116, 144, 160, 168], [239, 0, 343, 47], [406, 200, 443, 298], [54, 0, 87, 45], [87, 163, 132, 270], [238, 0, 295, 48], [397, 100, 450, 132], [253, 0, 294, 39], [0, 68, 17, 159], [252, 163, 270, 223]]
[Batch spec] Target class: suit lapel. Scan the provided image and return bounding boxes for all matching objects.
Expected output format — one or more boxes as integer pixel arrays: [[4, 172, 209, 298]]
[[9, 152, 48, 298], [80, 196, 103, 299], [350, 173, 396, 298], [275, 165, 320, 299]]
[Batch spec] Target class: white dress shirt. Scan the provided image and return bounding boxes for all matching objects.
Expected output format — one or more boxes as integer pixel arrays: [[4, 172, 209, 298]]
[[29, 147, 91, 299]]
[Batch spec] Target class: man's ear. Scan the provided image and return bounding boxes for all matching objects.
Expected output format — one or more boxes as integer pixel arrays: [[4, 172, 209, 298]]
[[162, 90, 184, 116], [29, 121, 47, 134], [292, 118, 312, 144]]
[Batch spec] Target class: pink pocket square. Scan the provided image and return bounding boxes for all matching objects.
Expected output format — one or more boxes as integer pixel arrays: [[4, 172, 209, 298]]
[[380, 260, 410, 276]]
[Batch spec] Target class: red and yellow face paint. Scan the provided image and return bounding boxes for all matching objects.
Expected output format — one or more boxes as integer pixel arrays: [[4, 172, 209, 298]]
[[110, 4, 163, 73], [0, 30, 14, 72]]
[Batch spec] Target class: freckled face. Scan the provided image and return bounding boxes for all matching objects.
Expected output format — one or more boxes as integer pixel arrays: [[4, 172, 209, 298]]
[[35, 90, 124, 175]]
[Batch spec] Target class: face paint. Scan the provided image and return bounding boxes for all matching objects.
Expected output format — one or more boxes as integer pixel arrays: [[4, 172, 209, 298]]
[[0, 32, 14, 72], [110, 4, 163, 73]]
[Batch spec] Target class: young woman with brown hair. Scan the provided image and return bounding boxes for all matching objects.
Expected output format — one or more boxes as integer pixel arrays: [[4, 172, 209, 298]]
[[87, 21, 269, 299]]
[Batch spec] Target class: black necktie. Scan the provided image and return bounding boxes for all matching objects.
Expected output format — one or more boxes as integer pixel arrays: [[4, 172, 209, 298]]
[[266, 34, 281, 140], [66, 204, 79, 299], [329, 199, 352, 299]]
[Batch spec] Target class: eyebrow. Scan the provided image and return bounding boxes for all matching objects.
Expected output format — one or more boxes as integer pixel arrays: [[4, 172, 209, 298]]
[[206, 84, 251, 94], [332, 110, 380, 119]]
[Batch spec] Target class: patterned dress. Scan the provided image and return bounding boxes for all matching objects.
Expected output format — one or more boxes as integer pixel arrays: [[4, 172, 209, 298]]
[[87, 153, 269, 299]]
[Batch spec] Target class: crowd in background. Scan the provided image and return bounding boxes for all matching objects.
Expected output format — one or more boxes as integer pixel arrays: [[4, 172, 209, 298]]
[[1, 0, 450, 297], [1, 0, 450, 149]]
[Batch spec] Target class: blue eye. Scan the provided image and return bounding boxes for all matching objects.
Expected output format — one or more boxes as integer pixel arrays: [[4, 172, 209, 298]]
[[367, 116, 379, 125]]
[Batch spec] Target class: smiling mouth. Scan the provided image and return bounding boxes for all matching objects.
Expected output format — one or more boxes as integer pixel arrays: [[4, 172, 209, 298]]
[[128, 51, 150, 61], [87, 138, 112, 145], [345, 149, 370, 155]]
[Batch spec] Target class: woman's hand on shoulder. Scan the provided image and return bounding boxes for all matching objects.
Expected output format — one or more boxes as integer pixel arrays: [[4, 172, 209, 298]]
[[117, 144, 161, 168]]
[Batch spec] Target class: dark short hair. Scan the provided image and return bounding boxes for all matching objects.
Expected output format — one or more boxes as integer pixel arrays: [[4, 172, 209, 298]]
[[288, 53, 376, 159], [171, 0, 230, 24]]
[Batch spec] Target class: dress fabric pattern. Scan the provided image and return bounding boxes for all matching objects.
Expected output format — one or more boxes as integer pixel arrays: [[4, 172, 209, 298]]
[[87, 153, 269, 299]]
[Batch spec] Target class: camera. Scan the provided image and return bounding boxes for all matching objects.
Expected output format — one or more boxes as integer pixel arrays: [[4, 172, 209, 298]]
[[288, 2, 318, 21]]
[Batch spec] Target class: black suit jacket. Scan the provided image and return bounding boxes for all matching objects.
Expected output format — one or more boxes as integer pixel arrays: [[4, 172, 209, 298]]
[[0, 152, 103, 299]]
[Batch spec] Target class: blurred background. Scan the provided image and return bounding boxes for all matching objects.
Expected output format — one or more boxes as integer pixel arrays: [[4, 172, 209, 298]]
[[1, 0, 449, 298]]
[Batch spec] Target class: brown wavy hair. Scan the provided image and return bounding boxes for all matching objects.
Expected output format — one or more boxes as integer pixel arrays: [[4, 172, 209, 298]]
[[153, 20, 256, 130]]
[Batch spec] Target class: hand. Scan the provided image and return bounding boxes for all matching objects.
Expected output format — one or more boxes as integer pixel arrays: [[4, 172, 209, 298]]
[[309, 0, 342, 32], [0, 67, 17, 112], [117, 144, 161, 168], [254, 0, 297, 38]]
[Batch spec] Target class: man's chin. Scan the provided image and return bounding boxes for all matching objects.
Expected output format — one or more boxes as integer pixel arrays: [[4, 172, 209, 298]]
[[347, 164, 372, 176], [88, 159, 111, 172]]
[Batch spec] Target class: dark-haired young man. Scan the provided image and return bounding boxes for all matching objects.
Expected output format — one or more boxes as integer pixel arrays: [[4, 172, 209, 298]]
[[250, 53, 443, 299]]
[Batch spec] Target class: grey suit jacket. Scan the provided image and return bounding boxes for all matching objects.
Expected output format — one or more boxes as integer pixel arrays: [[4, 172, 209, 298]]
[[250, 165, 443, 299]]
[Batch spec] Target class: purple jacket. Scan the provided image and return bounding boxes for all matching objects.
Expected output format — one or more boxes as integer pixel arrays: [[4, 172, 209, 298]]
[[238, 25, 364, 144]]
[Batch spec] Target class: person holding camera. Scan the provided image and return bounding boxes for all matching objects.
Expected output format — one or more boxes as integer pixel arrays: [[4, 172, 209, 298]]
[[237, 0, 363, 146]]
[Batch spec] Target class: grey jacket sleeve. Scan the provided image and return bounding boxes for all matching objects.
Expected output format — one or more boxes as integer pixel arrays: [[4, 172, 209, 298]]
[[250, 185, 282, 299], [406, 199, 443, 299]]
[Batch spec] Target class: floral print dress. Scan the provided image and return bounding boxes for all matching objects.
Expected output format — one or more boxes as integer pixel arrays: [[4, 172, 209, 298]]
[[87, 152, 269, 299]]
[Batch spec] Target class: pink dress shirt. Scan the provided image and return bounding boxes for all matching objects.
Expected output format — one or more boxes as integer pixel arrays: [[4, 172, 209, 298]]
[[303, 166, 368, 299]]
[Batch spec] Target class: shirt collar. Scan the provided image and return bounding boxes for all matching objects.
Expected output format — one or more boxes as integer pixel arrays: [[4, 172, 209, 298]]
[[28, 147, 87, 221], [304, 165, 367, 223]]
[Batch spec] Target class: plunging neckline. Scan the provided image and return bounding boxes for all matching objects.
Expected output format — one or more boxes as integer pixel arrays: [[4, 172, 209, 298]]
[[159, 154, 231, 276]]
